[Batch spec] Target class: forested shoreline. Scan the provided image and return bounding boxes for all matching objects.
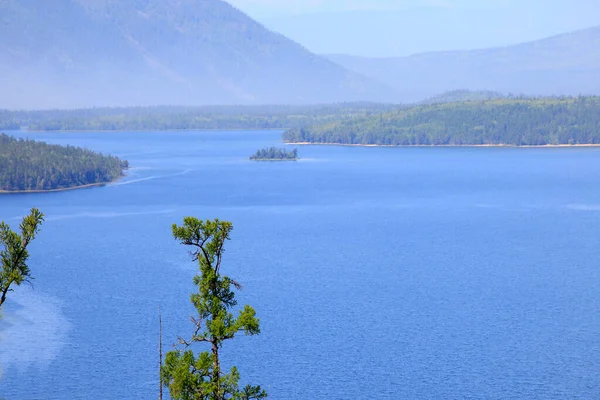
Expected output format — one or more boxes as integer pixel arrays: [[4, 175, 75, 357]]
[[5, 96, 600, 148], [283, 97, 600, 146], [0, 93, 522, 132], [0, 103, 397, 132], [0, 134, 128, 192]]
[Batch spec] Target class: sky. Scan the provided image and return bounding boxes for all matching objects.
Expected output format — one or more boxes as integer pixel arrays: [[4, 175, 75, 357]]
[[225, 0, 600, 18], [225, 0, 600, 57], [227, 0, 463, 17]]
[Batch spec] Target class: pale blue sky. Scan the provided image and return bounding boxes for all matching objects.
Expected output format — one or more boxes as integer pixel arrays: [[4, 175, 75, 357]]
[[225, 0, 600, 56], [227, 0, 459, 18], [226, 0, 599, 18]]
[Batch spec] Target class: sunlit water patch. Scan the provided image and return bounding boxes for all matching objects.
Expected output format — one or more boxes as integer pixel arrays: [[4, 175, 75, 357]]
[[0, 287, 70, 372]]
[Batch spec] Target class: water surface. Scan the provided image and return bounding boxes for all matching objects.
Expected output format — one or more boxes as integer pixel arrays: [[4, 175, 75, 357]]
[[1, 130, 600, 399]]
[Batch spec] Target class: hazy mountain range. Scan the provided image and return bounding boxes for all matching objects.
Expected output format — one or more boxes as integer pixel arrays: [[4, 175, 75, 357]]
[[328, 26, 600, 102], [0, 0, 392, 109], [259, 1, 600, 57], [0, 0, 599, 109]]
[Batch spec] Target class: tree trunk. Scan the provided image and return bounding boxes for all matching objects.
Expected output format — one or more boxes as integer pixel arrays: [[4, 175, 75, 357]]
[[159, 306, 163, 400], [0, 284, 11, 307], [212, 340, 221, 400]]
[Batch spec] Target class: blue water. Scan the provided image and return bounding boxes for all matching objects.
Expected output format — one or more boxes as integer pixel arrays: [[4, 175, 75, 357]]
[[1, 130, 600, 399]]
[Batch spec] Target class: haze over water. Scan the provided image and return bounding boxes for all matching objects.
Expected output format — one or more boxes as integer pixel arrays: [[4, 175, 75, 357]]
[[1, 130, 600, 399]]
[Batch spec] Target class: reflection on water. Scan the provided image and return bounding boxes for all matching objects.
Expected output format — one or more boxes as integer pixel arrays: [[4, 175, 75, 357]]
[[0, 287, 70, 372]]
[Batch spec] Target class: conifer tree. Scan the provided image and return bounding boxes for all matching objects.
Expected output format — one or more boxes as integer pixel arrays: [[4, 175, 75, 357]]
[[161, 218, 266, 400], [0, 208, 44, 308]]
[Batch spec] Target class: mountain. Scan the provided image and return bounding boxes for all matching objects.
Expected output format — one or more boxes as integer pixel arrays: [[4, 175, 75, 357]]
[[260, 1, 600, 57], [326, 26, 600, 102], [0, 0, 394, 109]]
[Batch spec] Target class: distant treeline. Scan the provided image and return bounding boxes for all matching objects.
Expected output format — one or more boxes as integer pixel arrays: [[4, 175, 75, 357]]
[[420, 90, 505, 105], [0, 103, 398, 132], [0, 134, 128, 192], [283, 97, 600, 146], [250, 147, 298, 161]]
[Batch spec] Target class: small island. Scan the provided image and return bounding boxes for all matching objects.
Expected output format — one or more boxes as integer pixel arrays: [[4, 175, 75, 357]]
[[0, 133, 129, 193], [250, 147, 299, 161]]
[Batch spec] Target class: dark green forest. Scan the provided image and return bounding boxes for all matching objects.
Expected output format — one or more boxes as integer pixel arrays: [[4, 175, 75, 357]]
[[250, 147, 298, 160], [0, 134, 128, 192], [283, 97, 600, 146], [0, 103, 397, 132]]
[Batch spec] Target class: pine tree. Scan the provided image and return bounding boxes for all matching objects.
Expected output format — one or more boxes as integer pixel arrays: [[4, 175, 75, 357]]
[[161, 218, 266, 400], [0, 208, 44, 308]]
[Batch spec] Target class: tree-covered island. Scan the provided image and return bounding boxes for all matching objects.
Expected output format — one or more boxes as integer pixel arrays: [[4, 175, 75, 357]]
[[250, 147, 298, 161], [0, 133, 129, 192]]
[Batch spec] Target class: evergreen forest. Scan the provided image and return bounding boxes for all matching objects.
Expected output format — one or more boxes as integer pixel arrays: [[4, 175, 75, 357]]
[[282, 97, 600, 146], [250, 147, 298, 160], [0, 134, 128, 192]]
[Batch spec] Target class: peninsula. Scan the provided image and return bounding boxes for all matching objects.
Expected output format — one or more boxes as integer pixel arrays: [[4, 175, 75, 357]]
[[0, 133, 129, 193], [282, 97, 600, 147]]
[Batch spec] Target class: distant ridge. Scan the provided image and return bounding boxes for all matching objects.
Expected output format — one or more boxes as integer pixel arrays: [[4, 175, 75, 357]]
[[0, 0, 395, 109], [419, 90, 505, 105], [260, 3, 600, 58], [326, 26, 600, 102]]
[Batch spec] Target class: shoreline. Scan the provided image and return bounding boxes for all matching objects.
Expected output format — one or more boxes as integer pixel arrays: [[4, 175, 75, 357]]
[[284, 142, 600, 148], [0, 175, 125, 194], [250, 158, 299, 162], [21, 128, 286, 133]]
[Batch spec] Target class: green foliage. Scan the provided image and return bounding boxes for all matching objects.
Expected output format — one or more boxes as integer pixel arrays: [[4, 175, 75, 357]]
[[0, 133, 128, 192], [250, 147, 298, 161], [0, 103, 396, 132], [0, 208, 44, 308], [283, 96, 600, 146], [162, 218, 266, 400]]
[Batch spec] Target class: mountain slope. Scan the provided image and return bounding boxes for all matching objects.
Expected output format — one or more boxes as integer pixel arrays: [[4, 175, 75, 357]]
[[327, 26, 600, 102], [0, 0, 394, 109]]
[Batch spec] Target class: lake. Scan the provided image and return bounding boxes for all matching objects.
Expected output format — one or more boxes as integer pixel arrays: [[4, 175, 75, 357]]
[[1, 130, 600, 399]]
